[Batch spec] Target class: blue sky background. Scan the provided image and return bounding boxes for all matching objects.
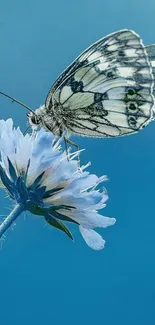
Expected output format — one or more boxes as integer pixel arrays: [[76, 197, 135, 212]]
[[0, 0, 155, 324]]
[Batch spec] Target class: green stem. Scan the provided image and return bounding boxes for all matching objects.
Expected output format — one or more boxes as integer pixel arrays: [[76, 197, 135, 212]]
[[0, 204, 24, 238]]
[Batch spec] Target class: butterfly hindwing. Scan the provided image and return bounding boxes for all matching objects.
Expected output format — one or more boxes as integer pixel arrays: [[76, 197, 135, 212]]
[[45, 30, 154, 137], [145, 45, 155, 96]]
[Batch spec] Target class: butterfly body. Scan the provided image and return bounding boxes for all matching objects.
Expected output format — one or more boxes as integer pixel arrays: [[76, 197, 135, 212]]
[[32, 103, 66, 136], [28, 29, 154, 138]]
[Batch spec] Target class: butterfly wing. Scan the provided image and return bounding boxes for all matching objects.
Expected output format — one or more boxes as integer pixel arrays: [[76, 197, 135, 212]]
[[145, 45, 155, 96], [45, 29, 154, 137]]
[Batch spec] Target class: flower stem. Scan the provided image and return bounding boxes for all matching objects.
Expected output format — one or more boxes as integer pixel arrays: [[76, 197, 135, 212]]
[[0, 204, 24, 238]]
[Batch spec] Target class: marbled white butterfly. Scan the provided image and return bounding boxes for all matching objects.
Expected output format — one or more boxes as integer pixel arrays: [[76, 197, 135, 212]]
[[1, 29, 155, 143]]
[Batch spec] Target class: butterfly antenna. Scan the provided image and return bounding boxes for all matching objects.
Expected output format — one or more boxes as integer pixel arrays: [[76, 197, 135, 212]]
[[0, 91, 34, 113]]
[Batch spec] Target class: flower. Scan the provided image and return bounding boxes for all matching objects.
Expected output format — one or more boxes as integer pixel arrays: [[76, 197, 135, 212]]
[[0, 119, 116, 250]]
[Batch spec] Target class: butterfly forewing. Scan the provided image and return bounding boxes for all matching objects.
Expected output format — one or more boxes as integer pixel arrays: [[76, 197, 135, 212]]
[[45, 29, 154, 137]]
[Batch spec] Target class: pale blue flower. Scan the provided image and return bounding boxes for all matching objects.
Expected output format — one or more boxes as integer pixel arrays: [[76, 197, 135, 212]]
[[0, 119, 116, 250]]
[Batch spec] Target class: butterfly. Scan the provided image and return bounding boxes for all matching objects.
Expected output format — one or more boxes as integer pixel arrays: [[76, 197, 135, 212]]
[[145, 44, 155, 96], [0, 29, 155, 145]]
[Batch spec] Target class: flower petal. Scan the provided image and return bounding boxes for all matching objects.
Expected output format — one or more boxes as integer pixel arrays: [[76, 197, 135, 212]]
[[79, 226, 105, 250], [57, 209, 116, 229]]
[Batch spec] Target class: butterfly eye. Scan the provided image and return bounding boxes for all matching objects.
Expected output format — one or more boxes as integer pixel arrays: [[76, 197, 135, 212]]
[[29, 114, 40, 125], [31, 115, 36, 124]]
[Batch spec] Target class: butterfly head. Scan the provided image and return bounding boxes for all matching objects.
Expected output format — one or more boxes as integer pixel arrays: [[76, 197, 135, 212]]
[[27, 111, 41, 129]]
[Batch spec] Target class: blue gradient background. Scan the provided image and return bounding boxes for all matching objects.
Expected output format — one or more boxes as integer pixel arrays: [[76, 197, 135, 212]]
[[0, 1, 155, 324]]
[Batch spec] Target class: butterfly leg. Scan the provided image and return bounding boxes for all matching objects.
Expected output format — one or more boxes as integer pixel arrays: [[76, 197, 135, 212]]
[[64, 137, 81, 168], [64, 137, 70, 161], [23, 125, 31, 135]]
